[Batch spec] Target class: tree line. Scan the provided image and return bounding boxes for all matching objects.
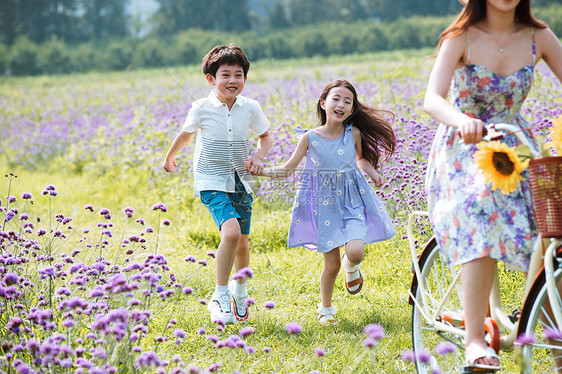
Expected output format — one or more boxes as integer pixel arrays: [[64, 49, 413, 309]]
[[3, 0, 558, 45], [1, 1, 560, 76]]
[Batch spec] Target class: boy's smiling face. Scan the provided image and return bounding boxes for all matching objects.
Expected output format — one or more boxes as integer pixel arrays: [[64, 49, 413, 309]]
[[206, 64, 247, 107]]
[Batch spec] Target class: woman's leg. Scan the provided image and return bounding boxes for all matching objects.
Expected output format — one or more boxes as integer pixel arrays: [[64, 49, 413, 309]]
[[320, 247, 342, 308], [462, 256, 500, 367]]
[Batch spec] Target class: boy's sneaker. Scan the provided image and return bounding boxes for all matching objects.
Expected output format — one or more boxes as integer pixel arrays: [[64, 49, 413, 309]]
[[228, 280, 249, 322], [208, 292, 235, 325]]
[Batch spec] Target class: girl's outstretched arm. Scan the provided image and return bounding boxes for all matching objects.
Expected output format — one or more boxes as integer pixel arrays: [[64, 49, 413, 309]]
[[353, 126, 384, 187], [260, 133, 309, 178]]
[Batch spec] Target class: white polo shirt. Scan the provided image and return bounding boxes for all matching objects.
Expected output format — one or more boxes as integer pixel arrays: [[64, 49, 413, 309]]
[[182, 91, 271, 196]]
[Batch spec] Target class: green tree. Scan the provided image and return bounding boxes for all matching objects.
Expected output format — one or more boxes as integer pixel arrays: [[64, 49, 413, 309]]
[[76, 0, 127, 41], [152, 0, 251, 35]]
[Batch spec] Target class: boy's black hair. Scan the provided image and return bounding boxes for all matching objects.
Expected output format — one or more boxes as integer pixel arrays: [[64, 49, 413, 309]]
[[202, 43, 250, 77]]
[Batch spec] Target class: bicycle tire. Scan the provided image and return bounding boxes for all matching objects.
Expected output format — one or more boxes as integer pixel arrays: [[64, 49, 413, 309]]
[[411, 238, 466, 373], [517, 245, 562, 373]]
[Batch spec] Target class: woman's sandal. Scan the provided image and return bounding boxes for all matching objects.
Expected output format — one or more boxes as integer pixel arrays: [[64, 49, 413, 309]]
[[342, 254, 363, 294], [464, 346, 500, 372], [316, 304, 337, 325]]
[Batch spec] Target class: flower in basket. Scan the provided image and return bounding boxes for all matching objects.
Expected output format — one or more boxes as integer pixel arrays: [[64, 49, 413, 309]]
[[544, 115, 562, 155], [473, 140, 529, 195]]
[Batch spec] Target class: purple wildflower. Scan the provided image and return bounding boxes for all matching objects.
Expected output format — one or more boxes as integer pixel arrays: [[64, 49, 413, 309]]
[[182, 286, 193, 295], [364, 323, 384, 340], [516, 332, 535, 346], [417, 349, 432, 364], [246, 346, 255, 354], [435, 342, 457, 355], [401, 349, 416, 362], [314, 347, 326, 357], [162, 219, 171, 226], [232, 266, 254, 280], [207, 335, 219, 343], [239, 327, 254, 338], [363, 337, 376, 348], [264, 301, 275, 309], [152, 203, 168, 212], [174, 329, 186, 339], [197, 328, 206, 335], [3, 272, 19, 286], [285, 322, 302, 335], [21, 192, 32, 199], [123, 207, 134, 218], [544, 328, 562, 340], [135, 350, 160, 369], [84, 204, 94, 212], [206, 363, 222, 372]]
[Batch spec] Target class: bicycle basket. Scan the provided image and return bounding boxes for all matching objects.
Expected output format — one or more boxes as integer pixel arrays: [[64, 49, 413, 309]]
[[528, 156, 562, 238]]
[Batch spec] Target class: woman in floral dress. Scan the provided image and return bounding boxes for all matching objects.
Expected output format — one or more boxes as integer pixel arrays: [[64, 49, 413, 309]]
[[423, 0, 562, 370]]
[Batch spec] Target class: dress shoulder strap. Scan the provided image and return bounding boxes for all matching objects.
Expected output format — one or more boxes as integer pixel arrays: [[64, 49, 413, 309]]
[[531, 27, 536, 65], [466, 32, 471, 64]]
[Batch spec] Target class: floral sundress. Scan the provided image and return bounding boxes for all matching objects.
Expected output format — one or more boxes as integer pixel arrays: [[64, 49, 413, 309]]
[[425, 29, 538, 271]]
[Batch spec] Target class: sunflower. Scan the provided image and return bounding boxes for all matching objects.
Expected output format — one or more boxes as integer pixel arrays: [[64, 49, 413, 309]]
[[545, 115, 562, 153], [473, 141, 529, 195]]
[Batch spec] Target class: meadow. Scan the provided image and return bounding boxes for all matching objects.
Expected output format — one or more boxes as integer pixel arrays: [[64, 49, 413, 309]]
[[0, 49, 561, 373]]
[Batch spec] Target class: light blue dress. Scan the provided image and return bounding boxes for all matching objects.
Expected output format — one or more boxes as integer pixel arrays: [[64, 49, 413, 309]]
[[288, 124, 396, 253]]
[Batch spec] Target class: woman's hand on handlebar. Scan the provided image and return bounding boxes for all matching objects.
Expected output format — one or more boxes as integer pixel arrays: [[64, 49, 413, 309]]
[[458, 118, 486, 144]]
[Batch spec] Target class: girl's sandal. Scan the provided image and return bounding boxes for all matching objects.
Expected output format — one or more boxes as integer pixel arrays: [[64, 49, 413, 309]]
[[342, 254, 363, 294], [317, 304, 337, 326]]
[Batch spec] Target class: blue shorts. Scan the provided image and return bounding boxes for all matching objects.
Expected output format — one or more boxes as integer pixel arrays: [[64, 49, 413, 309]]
[[200, 176, 253, 235]]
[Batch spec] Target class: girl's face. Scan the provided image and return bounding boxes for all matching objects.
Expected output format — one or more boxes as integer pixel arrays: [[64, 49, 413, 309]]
[[206, 64, 247, 106], [320, 86, 354, 124]]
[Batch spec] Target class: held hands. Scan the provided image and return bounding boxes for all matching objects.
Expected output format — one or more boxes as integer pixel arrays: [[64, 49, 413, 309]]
[[162, 158, 177, 173], [245, 157, 264, 176], [458, 118, 486, 144]]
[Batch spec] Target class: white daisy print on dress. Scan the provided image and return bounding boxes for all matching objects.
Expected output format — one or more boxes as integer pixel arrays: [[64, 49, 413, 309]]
[[311, 140, 318, 147], [337, 149, 344, 155], [324, 220, 330, 226]]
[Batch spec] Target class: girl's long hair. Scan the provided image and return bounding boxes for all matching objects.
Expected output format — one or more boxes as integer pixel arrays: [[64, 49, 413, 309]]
[[316, 79, 396, 169], [438, 0, 546, 49]]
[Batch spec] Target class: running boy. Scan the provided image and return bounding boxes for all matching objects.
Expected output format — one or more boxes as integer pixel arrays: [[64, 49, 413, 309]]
[[162, 43, 271, 324]]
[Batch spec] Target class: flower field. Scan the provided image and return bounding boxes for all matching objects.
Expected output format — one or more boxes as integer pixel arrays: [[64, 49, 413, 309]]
[[0, 49, 561, 373]]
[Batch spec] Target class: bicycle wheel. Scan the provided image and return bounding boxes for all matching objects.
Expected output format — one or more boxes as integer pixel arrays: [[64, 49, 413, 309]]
[[411, 238, 466, 373], [518, 246, 562, 373]]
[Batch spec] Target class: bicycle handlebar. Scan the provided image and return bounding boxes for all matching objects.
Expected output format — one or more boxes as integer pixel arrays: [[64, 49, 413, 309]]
[[481, 123, 542, 158]]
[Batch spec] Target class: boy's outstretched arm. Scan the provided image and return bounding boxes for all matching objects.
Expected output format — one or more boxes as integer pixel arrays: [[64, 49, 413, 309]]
[[162, 131, 195, 173], [245, 131, 271, 176]]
